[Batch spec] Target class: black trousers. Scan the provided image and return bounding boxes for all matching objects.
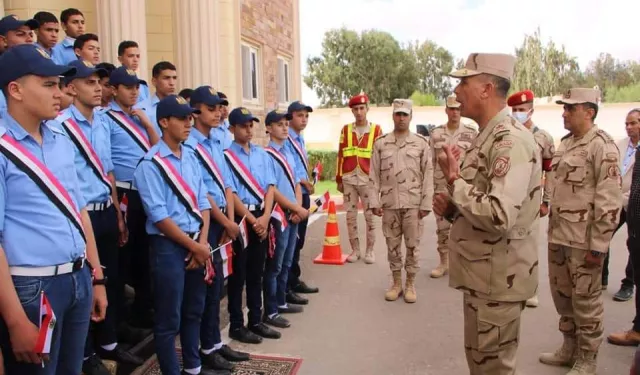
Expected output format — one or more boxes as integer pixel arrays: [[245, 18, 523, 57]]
[[603, 209, 634, 288], [288, 193, 310, 290], [627, 235, 640, 331], [116, 187, 153, 326], [85, 204, 120, 356], [227, 209, 267, 330]]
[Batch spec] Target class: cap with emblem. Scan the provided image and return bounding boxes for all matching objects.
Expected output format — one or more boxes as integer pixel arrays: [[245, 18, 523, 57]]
[[265, 109, 292, 125], [287, 100, 313, 114], [392, 98, 413, 115], [348, 91, 369, 108], [64, 60, 108, 84], [507, 90, 534, 107], [0, 15, 39, 36], [190, 85, 229, 107], [109, 66, 143, 87], [446, 94, 461, 108], [0, 44, 76, 88], [555, 88, 601, 106], [156, 95, 201, 120], [449, 53, 516, 81], [228, 107, 260, 126]]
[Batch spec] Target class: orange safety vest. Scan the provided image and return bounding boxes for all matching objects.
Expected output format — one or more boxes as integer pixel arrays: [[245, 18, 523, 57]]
[[336, 123, 382, 183]]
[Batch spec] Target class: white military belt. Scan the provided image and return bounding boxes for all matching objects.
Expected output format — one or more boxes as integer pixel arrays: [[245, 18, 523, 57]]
[[10, 258, 86, 277], [244, 203, 264, 211], [86, 198, 113, 212], [115, 181, 138, 191]]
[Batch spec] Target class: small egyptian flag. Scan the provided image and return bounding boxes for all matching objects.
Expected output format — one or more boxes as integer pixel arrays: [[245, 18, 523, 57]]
[[238, 216, 249, 249], [312, 162, 322, 185], [119, 193, 128, 213], [310, 191, 331, 214], [34, 292, 56, 355], [270, 203, 288, 232], [211, 241, 234, 278]]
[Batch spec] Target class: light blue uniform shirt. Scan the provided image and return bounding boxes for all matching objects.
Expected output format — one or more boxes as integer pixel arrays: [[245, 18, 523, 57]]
[[134, 141, 210, 235], [210, 119, 232, 150], [137, 82, 150, 105], [225, 142, 276, 206], [285, 129, 310, 194], [51, 37, 77, 65], [135, 94, 160, 128], [267, 141, 299, 203], [0, 116, 86, 267], [105, 101, 161, 182], [55, 105, 114, 204], [622, 140, 638, 175], [0, 91, 6, 119], [185, 129, 236, 208]]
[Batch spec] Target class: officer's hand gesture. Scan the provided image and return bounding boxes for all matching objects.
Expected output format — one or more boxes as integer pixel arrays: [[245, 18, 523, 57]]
[[433, 193, 451, 217], [9, 318, 42, 364], [438, 145, 461, 184]]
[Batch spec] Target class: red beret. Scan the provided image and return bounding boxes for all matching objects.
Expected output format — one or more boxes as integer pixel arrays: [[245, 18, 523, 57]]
[[507, 90, 534, 107], [348, 92, 369, 107]]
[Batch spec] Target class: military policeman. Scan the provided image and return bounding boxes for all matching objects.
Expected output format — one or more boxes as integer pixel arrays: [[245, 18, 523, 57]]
[[539, 88, 622, 375], [336, 92, 383, 264], [429, 93, 477, 278], [434, 53, 541, 375], [369, 99, 433, 303]]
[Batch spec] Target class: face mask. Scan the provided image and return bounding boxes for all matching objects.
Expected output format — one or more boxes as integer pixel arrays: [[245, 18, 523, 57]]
[[512, 110, 531, 124]]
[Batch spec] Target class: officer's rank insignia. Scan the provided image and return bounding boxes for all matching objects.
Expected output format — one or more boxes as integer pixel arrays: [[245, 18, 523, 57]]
[[492, 156, 511, 177], [82, 60, 94, 67], [241, 108, 249, 115], [126, 69, 136, 76], [176, 96, 187, 105]]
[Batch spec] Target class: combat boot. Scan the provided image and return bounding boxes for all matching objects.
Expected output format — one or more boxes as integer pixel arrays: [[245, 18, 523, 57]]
[[539, 336, 577, 367], [566, 350, 597, 375], [404, 273, 417, 303], [364, 249, 375, 264], [526, 295, 539, 308], [385, 271, 403, 301], [347, 249, 361, 263], [430, 253, 449, 278]]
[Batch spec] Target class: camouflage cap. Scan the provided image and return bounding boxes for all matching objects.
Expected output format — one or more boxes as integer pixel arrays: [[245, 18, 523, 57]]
[[446, 94, 460, 108], [392, 98, 412, 115], [449, 53, 516, 81], [555, 87, 601, 106]]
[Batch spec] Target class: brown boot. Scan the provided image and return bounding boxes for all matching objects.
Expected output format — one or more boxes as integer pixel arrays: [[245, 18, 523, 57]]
[[539, 336, 577, 367], [404, 273, 417, 303], [566, 350, 597, 375], [607, 329, 640, 346], [347, 249, 361, 263], [385, 271, 403, 301], [430, 253, 449, 278]]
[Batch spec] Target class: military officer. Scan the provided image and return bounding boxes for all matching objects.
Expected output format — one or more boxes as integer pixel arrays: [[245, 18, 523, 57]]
[[336, 92, 383, 264], [369, 99, 432, 303], [539, 88, 622, 375], [434, 53, 541, 375], [429, 94, 477, 278], [507, 89, 555, 308]]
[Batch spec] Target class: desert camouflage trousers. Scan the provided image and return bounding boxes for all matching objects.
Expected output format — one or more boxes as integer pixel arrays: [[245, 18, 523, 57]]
[[463, 294, 525, 375], [435, 213, 451, 255], [382, 209, 423, 274], [548, 243, 604, 352], [343, 183, 376, 252]]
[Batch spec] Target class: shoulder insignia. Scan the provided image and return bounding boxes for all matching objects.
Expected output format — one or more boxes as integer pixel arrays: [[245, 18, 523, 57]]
[[493, 123, 511, 136], [492, 156, 511, 177], [595, 129, 615, 143], [463, 123, 477, 131], [493, 139, 513, 151], [415, 133, 429, 143]]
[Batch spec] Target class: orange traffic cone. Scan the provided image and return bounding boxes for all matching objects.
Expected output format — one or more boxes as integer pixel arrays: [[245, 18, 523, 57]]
[[314, 200, 348, 265]]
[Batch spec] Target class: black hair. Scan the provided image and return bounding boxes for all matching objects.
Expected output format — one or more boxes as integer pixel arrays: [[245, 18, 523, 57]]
[[583, 102, 599, 121], [60, 8, 83, 24], [152, 61, 176, 78], [490, 75, 511, 98], [217, 91, 227, 99], [118, 40, 138, 56], [33, 11, 58, 25], [179, 88, 193, 100], [96, 62, 116, 75], [73, 33, 98, 50]]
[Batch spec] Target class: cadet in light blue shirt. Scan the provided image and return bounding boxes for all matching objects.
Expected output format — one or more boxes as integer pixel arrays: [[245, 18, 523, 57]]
[[135, 61, 178, 130], [51, 8, 85, 65], [209, 91, 233, 150], [0, 43, 106, 375], [133, 95, 211, 375], [117, 40, 150, 104]]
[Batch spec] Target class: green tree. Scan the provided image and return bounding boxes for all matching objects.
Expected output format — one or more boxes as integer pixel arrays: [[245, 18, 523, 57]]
[[584, 53, 638, 98], [409, 40, 455, 99]]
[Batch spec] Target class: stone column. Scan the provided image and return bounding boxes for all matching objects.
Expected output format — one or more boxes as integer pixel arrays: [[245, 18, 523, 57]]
[[216, 0, 242, 106], [95, 0, 149, 80], [291, 0, 302, 100], [172, 0, 220, 90]]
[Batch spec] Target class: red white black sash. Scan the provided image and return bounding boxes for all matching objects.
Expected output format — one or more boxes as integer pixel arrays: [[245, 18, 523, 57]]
[[0, 132, 86, 242], [150, 152, 203, 225], [265, 147, 295, 191], [288, 135, 308, 174], [106, 110, 151, 152], [194, 144, 225, 193], [223, 149, 265, 203], [61, 118, 113, 193]]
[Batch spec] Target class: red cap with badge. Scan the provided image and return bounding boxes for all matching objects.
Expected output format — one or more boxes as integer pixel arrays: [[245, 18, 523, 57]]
[[348, 91, 369, 108], [507, 90, 534, 107]]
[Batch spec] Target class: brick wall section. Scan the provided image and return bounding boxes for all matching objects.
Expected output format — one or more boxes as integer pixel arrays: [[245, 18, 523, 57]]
[[240, 0, 294, 146]]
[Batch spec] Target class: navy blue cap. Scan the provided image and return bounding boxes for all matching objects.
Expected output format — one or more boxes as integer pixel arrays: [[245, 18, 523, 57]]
[[0, 15, 39, 36], [109, 66, 142, 87], [265, 109, 292, 125], [190, 86, 229, 107], [0, 44, 76, 88], [287, 100, 313, 114], [64, 60, 108, 84], [228, 107, 259, 126], [156, 95, 201, 121]]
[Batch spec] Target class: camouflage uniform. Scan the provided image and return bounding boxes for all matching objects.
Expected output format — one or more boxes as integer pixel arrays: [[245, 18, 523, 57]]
[[429, 121, 477, 277], [534, 126, 556, 203], [369, 99, 433, 303]]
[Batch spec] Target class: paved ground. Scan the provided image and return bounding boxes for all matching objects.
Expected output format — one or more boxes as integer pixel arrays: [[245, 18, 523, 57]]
[[223, 213, 638, 375]]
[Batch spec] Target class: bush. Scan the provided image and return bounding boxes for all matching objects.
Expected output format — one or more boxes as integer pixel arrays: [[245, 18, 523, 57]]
[[409, 91, 441, 106], [307, 150, 338, 181], [605, 83, 640, 103]]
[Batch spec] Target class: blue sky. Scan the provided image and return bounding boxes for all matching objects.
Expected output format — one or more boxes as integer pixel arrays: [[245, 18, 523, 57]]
[[299, 0, 640, 105]]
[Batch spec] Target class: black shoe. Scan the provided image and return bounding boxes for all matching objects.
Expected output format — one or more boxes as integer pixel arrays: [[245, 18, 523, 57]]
[[286, 291, 308, 305], [97, 346, 145, 366], [293, 281, 319, 294], [117, 323, 153, 344], [82, 354, 110, 375], [614, 286, 634, 302], [217, 344, 250, 362], [249, 323, 281, 339], [229, 326, 263, 344], [201, 351, 234, 371], [181, 369, 231, 375], [264, 314, 291, 328], [278, 304, 304, 314]]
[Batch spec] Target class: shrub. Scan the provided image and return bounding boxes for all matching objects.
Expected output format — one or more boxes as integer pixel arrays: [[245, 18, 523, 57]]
[[409, 90, 441, 106], [605, 83, 640, 103]]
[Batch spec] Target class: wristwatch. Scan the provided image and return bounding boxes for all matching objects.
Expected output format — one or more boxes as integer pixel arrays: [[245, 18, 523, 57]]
[[93, 277, 108, 286]]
